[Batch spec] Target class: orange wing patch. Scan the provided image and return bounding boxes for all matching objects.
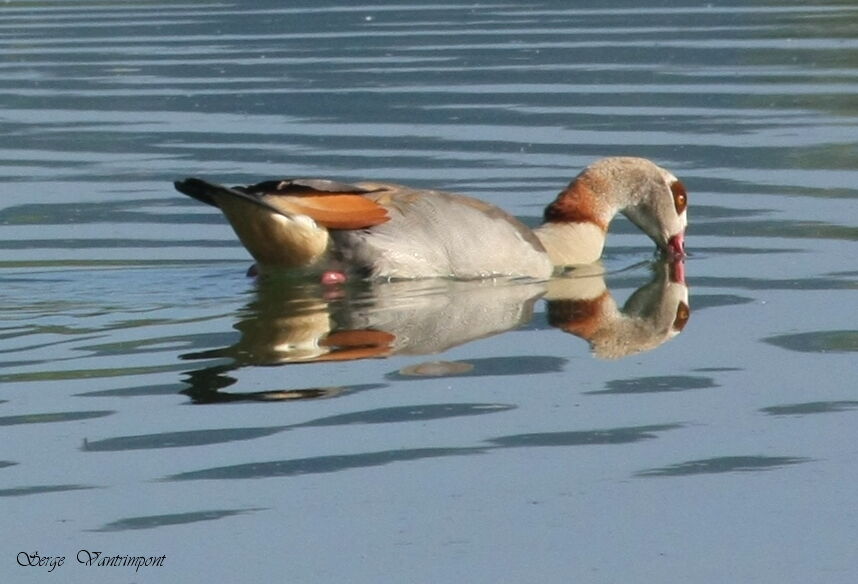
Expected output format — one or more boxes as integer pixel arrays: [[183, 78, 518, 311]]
[[266, 193, 389, 230]]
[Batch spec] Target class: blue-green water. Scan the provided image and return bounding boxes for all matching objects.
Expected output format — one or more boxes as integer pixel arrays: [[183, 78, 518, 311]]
[[2, 2, 857, 583]]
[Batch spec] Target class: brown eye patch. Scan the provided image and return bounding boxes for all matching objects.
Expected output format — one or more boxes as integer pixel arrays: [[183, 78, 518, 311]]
[[671, 181, 688, 215]]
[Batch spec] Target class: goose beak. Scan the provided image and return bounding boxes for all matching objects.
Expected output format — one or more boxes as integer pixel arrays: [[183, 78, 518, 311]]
[[666, 232, 686, 258]]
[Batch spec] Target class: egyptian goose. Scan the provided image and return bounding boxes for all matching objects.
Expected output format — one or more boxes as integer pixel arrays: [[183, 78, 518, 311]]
[[174, 157, 687, 281]]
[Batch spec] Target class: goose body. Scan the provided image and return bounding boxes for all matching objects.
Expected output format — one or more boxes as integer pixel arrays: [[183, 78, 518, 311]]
[[174, 157, 687, 280]]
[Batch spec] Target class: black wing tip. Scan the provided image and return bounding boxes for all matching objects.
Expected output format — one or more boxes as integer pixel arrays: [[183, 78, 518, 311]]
[[174, 177, 205, 194], [174, 177, 221, 206], [173, 176, 209, 194]]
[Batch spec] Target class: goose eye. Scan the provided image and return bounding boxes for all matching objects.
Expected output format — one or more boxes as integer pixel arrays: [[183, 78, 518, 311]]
[[670, 181, 688, 215], [673, 301, 690, 331]]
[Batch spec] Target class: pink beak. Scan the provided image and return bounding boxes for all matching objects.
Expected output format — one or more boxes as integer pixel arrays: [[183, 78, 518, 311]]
[[667, 232, 686, 258]]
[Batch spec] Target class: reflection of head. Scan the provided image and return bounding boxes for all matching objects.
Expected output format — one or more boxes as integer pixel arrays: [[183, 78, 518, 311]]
[[547, 261, 689, 359]]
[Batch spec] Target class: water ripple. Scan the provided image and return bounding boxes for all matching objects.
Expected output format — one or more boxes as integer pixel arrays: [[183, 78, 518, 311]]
[[2, 3, 857, 575]]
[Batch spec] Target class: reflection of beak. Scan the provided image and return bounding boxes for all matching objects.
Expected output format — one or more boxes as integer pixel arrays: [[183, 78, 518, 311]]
[[666, 232, 686, 258], [669, 259, 685, 285]]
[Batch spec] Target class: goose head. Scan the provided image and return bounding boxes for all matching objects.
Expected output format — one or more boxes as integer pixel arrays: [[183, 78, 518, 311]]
[[539, 157, 688, 264], [609, 158, 688, 257]]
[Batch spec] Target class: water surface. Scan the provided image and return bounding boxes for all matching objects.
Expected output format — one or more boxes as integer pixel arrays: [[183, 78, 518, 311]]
[[2, 2, 857, 583]]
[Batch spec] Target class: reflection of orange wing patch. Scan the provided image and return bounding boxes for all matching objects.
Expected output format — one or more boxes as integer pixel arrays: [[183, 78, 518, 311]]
[[317, 329, 396, 361], [268, 194, 389, 230]]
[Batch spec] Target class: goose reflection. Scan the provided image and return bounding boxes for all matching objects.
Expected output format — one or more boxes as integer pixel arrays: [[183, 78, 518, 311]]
[[180, 260, 688, 401], [183, 276, 544, 365], [547, 261, 689, 359]]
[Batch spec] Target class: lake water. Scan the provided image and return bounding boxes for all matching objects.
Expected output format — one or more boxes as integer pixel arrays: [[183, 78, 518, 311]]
[[2, 1, 857, 582]]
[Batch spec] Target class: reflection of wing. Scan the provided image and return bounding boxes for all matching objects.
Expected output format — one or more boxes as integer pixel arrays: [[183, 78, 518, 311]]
[[546, 261, 689, 359], [178, 260, 691, 403], [182, 279, 545, 366], [332, 280, 545, 354], [317, 330, 397, 361]]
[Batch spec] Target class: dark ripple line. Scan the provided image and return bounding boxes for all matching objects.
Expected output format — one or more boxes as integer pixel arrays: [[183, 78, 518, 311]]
[[91, 507, 262, 532], [0, 410, 114, 427]]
